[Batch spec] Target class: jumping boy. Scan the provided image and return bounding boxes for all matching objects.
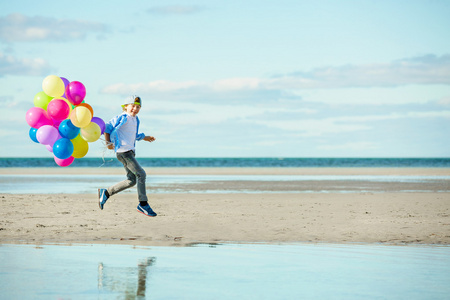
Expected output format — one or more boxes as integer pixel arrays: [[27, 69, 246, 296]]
[[98, 95, 157, 217]]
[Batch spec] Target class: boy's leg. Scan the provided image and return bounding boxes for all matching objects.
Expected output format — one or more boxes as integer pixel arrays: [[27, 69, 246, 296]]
[[108, 150, 148, 202], [107, 151, 138, 197]]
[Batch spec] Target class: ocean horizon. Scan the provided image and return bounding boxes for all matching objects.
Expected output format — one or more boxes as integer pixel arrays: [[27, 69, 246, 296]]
[[1, 157, 450, 168]]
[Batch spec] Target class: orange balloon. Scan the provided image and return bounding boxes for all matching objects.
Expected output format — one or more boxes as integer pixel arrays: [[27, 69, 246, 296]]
[[77, 103, 94, 117]]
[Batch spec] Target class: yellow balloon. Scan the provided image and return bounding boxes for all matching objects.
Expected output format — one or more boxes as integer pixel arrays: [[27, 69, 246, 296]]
[[71, 135, 89, 158], [80, 122, 101, 142], [42, 75, 65, 98], [70, 106, 92, 128]]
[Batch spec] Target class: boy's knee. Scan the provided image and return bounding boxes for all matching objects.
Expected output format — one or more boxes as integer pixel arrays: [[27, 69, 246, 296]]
[[137, 170, 146, 180], [128, 178, 137, 187]]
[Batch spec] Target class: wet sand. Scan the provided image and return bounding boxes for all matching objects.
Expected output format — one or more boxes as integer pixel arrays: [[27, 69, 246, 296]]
[[0, 167, 449, 246]]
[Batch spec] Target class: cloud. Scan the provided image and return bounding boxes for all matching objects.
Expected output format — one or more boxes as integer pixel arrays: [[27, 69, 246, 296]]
[[252, 110, 450, 137], [0, 13, 108, 42], [317, 142, 379, 152], [283, 54, 450, 88], [102, 80, 202, 94], [0, 52, 51, 76], [146, 101, 313, 126], [438, 96, 450, 106], [147, 5, 204, 15], [101, 55, 450, 98]]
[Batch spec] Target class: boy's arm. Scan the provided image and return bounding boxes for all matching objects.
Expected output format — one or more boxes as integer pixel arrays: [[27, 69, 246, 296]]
[[104, 132, 114, 149], [143, 136, 155, 142], [104, 114, 123, 135]]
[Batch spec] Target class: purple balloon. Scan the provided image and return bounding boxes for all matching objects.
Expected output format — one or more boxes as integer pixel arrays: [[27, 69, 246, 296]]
[[65, 81, 86, 106], [61, 77, 70, 98], [91, 117, 105, 134], [36, 125, 59, 145]]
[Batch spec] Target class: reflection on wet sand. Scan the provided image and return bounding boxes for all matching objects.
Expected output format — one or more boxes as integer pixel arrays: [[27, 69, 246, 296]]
[[0, 244, 449, 299], [98, 257, 155, 299]]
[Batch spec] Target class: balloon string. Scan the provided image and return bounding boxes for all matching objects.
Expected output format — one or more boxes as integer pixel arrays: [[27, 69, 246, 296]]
[[98, 137, 114, 168]]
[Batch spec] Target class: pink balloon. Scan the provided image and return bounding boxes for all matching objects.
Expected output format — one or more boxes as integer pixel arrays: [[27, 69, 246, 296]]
[[25, 107, 53, 129], [36, 125, 59, 145], [46, 144, 53, 152], [47, 99, 70, 121], [54, 155, 74, 167], [52, 119, 63, 128], [91, 117, 105, 134], [65, 81, 86, 105]]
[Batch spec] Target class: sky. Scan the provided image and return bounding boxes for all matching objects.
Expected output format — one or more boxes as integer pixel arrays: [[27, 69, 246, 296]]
[[0, 0, 449, 158]]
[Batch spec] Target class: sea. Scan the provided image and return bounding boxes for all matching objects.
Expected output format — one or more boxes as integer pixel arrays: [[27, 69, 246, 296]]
[[1, 157, 450, 168], [1, 157, 450, 194]]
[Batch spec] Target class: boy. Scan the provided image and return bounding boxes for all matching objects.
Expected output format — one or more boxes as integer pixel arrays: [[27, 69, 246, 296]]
[[98, 95, 157, 217]]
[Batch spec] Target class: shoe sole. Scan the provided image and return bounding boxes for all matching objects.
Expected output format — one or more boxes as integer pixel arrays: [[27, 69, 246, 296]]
[[137, 209, 157, 217], [98, 189, 104, 210]]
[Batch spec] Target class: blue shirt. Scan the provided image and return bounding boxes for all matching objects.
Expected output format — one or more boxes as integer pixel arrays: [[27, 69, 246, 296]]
[[104, 112, 145, 152]]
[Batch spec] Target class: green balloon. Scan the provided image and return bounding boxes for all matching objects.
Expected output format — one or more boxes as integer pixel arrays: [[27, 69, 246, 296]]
[[34, 91, 52, 110]]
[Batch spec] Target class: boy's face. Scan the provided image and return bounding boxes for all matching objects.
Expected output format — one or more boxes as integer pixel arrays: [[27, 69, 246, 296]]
[[125, 104, 141, 116]]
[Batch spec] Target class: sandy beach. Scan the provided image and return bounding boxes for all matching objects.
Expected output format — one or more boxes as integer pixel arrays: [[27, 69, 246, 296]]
[[1, 167, 449, 246]]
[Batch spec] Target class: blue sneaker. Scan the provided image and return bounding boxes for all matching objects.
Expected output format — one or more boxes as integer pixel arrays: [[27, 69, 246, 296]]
[[98, 188, 109, 210], [137, 204, 157, 217]]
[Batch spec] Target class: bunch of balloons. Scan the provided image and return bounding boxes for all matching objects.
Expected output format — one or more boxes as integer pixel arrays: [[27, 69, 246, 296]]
[[26, 75, 105, 167]]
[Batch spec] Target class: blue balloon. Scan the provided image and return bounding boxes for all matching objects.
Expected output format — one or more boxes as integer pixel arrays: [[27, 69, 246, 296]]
[[59, 119, 80, 139], [53, 138, 74, 159], [29, 127, 39, 143]]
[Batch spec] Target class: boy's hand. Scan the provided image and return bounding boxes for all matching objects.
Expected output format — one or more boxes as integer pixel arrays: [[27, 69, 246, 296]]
[[106, 142, 114, 150], [144, 136, 155, 142]]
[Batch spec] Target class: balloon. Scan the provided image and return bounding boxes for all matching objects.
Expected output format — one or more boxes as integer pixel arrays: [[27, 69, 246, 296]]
[[36, 125, 59, 145], [80, 122, 101, 142], [70, 106, 92, 128], [47, 99, 70, 121], [29, 128, 39, 143], [27, 76, 100, 166], [53, 138, 74, 159], [65, 81, 86, 105], [42, 75, 65, 98], [54, 156, 74, 167], [25, 107, 53, 128], [77, 103, 93, 116], [52, 131, 62, 146], [71, 135, 89, 158], [59, 119, 80, 139], [61, 77, 70, 98], [33, 91, 52, 110], [53, 97, 73, 113], [91, 117, 105, 134], [52, 119, 63, 128]]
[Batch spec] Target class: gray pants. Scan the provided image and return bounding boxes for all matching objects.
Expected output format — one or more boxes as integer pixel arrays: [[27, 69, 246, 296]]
[[107, 150, 148, 202]]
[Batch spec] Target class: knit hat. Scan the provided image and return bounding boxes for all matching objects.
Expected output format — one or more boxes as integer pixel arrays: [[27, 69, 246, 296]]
[[122, 95, 141, 108]]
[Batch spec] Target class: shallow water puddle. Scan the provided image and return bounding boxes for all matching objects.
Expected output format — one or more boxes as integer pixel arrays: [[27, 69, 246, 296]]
[[0, 243, 449, 299], [1, 174, 449, 194]]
